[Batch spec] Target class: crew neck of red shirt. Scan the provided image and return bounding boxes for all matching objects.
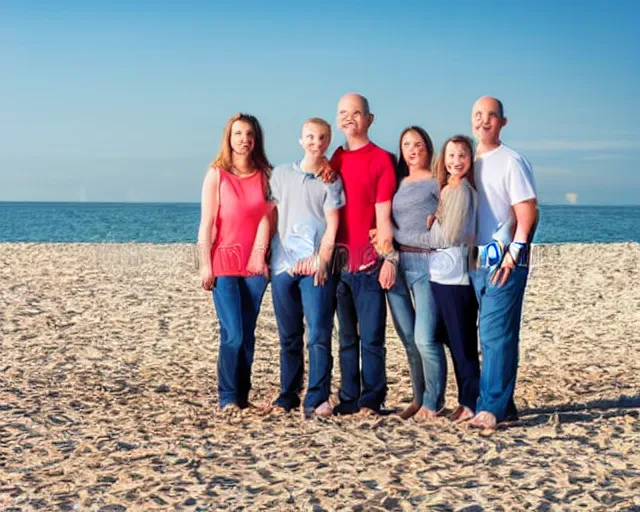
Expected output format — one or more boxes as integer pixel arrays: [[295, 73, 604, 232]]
[[340, 141, 374, 154]]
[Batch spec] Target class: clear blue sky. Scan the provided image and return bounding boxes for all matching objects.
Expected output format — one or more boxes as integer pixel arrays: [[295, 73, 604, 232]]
[[2, 1, 639, 205]]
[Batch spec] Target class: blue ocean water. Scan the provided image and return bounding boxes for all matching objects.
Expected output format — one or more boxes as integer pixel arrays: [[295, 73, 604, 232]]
[[0, 202, 638, 244]]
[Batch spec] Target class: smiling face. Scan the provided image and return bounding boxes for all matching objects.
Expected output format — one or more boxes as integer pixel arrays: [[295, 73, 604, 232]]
[[444, 141, 472, 179], [472, 96, 507, 146], [401, 130, 430, 170], [229, 120, 255, 156], [300, 121, 331, 157], [337, 94, 373, 139]]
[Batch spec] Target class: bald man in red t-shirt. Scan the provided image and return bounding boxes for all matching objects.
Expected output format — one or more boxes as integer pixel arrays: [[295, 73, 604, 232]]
[[330, 93, 397, 415]]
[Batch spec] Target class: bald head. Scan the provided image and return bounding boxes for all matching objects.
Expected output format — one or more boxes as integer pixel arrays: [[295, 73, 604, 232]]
[[339, 93, 370, 115], [473, 96, 504, 119]]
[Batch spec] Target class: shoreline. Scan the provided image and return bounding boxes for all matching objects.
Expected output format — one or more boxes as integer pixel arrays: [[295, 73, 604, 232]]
[[2, 240, 638, 245]]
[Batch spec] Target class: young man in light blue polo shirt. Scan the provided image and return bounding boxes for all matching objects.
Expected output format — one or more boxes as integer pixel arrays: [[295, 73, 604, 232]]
[[268, 118, 345, 418]]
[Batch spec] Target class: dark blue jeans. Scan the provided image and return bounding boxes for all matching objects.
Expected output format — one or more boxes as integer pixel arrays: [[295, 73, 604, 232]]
[[212, 275, 268, 409], [430, 282, 480, 412], [271, 272, 337, 412], [470, 266, 528, 422], [336, 269, 387, 412]]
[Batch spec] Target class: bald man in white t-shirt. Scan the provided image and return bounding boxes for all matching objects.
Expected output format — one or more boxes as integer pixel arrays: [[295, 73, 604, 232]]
[[468, 96, 538, 430]]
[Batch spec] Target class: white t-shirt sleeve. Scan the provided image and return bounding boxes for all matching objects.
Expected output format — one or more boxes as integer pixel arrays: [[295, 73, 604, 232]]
[[506, 154, 537, 205]]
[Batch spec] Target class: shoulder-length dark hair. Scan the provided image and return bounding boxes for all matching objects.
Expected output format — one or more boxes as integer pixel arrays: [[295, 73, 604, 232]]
[[210, 113, 272, 177], [395, 125, 435, 185], [435, 135, 476, 191]]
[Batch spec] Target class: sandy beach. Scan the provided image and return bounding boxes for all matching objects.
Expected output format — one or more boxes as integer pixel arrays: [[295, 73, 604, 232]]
[[1, 242, 639, 511]]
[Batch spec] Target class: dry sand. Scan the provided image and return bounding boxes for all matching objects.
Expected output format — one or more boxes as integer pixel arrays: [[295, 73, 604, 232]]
[[1, 242, 639, 511]]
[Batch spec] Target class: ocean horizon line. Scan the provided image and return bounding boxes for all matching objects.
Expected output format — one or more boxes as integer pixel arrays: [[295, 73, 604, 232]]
[[2, 200, 640, 208]]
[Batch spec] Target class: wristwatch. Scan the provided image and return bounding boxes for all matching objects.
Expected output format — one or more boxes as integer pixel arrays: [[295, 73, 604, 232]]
[[508, 242, 527, 264], [382, 249, 400, 267]]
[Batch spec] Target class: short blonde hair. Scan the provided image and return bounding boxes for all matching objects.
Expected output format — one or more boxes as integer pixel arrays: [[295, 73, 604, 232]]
[[302, 117, 332, 135]]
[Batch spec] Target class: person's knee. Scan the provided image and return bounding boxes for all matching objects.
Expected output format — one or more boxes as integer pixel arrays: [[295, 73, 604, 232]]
[[414, 330, 439, 355], [306, 324, 332, 348], [479, 320, 518, 352], [402, 336, 420, 358], [360, 327, 385, 349], [220, 332, 243, 349], [358, 309, 386, 345], [337, 312, 359, 341], [279, 332, 304, 350]]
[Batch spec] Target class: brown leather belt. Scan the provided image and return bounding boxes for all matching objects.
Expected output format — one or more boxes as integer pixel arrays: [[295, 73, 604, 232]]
[[397, 244, 436, 254]]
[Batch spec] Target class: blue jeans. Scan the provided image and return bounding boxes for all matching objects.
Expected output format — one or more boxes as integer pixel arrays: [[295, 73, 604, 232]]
[[212, 275, 268, 409], [470, 266, 528, 422], [335, 268, 387, 412], [271, 272, 337, 412], [387, 256, 446, 412]]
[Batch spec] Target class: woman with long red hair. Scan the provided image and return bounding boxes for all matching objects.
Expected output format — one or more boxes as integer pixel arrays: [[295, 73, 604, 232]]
[[197, 113, 273, 412]]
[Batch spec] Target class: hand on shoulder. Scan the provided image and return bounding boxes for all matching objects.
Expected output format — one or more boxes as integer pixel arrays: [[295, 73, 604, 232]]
[[317, 157, 339, 184]]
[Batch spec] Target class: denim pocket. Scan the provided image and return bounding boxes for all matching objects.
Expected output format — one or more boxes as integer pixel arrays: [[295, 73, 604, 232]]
[[486, 265, 528, 292]]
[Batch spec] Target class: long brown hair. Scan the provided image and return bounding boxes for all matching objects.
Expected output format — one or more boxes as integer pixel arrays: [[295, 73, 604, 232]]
[[210, 113, 272, 176], [395, 126, 435, 185], [435, 135, 476, 191]]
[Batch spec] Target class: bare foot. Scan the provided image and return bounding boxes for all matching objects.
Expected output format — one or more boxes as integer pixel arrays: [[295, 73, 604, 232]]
[[399, 400, 421, 420], [265, 404, 291, 418], [313, 401, 333, 418], [219, 403, 242, 420], [469, 411, 497, 430], [257, 403, 290, 417], [448, 405, 474, 423], [353, 407, 377, 418], [256, 392, 288, 415], [413, 406, 438, 422]]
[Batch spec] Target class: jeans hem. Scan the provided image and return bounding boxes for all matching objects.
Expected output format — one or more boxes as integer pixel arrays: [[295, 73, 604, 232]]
[[357, 398, 384, 412], [274, 395, 301, 411], [333, 400, 360, 415]]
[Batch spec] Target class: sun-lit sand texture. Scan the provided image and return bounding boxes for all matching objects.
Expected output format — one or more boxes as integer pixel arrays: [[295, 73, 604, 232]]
[[1, 242, 639, 511]]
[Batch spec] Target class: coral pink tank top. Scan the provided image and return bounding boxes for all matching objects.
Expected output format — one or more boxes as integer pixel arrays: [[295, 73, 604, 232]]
[[211, 168, 270, 277]]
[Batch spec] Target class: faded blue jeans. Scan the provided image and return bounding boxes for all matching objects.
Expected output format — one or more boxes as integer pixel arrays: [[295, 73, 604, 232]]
[[213, 275, 268, 409], [470, 266, 528, 422], [387, 253, 446, 412]]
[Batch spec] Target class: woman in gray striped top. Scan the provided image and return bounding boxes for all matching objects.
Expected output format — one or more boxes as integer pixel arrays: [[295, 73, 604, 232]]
[[385, 126, 445, 421]]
